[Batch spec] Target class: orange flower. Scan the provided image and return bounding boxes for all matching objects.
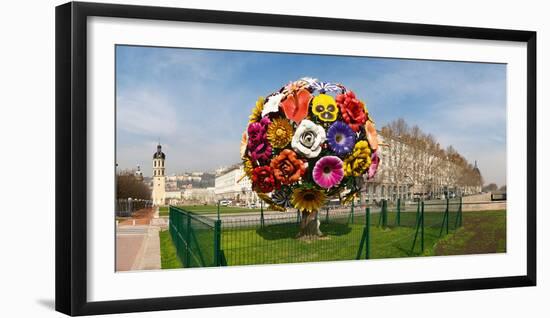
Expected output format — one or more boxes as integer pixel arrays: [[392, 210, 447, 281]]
[[281, 89, 312, 123], [270, 149, 306, 185], [365, 120, 379, 151]]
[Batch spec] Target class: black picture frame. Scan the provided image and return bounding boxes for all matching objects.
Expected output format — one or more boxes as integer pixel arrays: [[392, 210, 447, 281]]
[[55, 1, 537, 316]]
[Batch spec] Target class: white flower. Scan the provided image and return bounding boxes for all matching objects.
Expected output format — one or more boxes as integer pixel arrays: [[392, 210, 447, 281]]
[[300, 77, 318, 85], [261, 93, 284, 117], [291, 119, 326, 158]]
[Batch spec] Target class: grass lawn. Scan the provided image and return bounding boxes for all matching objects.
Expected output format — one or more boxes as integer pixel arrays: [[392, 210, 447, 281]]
[[159, 230, 183, 269], [221, 212, 449, 265], [159, 206, 169, 217], [159, 210, 506, 268], [159, 205, 262, 217]]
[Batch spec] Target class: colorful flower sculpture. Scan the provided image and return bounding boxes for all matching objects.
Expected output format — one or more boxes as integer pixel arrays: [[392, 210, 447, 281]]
[[242, 78, 380, 215]]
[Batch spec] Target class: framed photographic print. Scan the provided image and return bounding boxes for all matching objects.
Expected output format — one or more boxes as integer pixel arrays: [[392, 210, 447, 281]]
[[55, 1, 536, 316]]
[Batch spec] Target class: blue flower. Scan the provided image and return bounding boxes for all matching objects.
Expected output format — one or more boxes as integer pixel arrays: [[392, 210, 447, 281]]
[[272, 187, 292, 208], [327, 121, 356, 156]]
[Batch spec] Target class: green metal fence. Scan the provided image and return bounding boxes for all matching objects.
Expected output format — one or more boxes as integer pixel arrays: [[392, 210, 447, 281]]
[[361, 198, 464, 253], [169, 206, 222, 267], [168, 198, 467, 268], [220, 208, 369, 266]]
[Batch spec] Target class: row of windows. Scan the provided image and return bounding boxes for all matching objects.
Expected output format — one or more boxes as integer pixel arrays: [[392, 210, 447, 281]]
[[154, 160, 164, 168], [154, 169, 164, 176]]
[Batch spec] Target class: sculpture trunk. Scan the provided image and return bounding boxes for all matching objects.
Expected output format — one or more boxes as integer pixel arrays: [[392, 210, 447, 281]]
[[298, 210, 323, 238]]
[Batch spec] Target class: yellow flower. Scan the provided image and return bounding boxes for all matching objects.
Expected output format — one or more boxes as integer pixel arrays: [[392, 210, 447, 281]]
[[267, 118, 294, 148], [291, 187, 326, 213], [312, 94, 338, 122], [343, 140, 372, 177], [249, 97, 265, 123], [243, 157, 254, 179]]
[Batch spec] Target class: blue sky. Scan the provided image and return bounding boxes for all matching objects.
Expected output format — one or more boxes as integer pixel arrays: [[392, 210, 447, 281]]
[[116, 45, 507, 186]]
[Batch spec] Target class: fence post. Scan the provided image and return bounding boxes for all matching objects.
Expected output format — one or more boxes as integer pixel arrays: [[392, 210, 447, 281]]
[[415, 200, 420, 225], [213, 219, 222, 266], [366, 207, 371, 259], [325, 207, 329, 223], [446, 198, 450, 235], [396, 198, 401, 226], [459, 196, 463, 227], [382, 199, 388, 228], [350, 200, 355, 224], [421, 201, 425, 252], [260, 201, 265, 229], [217, 200, 220, 221], [168, 206, 172, 239], [185, 212, 191, 268]]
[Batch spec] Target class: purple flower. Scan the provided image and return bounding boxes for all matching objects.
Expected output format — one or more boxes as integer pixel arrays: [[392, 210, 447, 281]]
[[327, 121, 356, 156], [247, 117, 272, 162], [247, 117, 270, 144], [313, 156, 345, 189], [248, 141, 272, 162]]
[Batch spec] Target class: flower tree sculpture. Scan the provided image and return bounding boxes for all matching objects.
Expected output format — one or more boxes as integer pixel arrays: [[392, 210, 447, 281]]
[[241, 78, 380, 238]]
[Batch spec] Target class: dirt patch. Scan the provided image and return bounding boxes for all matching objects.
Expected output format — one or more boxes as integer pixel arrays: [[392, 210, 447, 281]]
[[118, 207, 155, 226], [434, 211, 506, 256]]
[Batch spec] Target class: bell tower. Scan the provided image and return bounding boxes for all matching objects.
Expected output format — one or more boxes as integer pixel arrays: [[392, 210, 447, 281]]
[[152, 143, 166, 206]]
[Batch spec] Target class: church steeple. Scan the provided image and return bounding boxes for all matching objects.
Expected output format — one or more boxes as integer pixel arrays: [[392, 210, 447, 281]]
[[473, 160, 480, 175], [152, 143, 166, 206], [153, 143, 166, 159], [134, 164, 143, 182]]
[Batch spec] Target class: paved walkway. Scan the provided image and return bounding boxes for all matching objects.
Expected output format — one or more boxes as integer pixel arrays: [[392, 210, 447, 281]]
[[116, 226, 149, 271], [116, 207, 162, 271]]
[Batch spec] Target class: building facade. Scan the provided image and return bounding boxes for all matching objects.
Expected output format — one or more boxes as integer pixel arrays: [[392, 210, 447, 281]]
[[214, 164, 259, 206], [364, 132, 483, 202], [151, 144, 166, 206]]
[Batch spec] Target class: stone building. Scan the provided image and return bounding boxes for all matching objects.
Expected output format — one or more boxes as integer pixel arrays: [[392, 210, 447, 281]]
[[214, 164, 259, 206], [364, 131, 483, 202]]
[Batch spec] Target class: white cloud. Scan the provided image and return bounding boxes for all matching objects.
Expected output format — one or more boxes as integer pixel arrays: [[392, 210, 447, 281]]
[[117, 90, 178, 136]]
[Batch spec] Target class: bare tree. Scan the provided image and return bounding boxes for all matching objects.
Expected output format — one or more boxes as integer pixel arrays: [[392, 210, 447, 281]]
[[380, 119, 482, 198], [117, 170, 151, 200], [483, 183, 498, 192]]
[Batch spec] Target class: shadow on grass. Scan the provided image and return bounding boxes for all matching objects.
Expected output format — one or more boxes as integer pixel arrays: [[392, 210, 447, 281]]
[[320, 222, 352, 236], [256, 222, 352, 240], [256, 223, 299, 240]]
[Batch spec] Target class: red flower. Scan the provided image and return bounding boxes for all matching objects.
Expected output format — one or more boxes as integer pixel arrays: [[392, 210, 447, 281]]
[[335, 90, 367, 132], [251, 166, 280, 193]]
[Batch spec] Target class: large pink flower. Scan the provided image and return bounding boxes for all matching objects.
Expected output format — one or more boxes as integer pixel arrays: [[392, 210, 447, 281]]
[[312, 156, 344, 188]]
